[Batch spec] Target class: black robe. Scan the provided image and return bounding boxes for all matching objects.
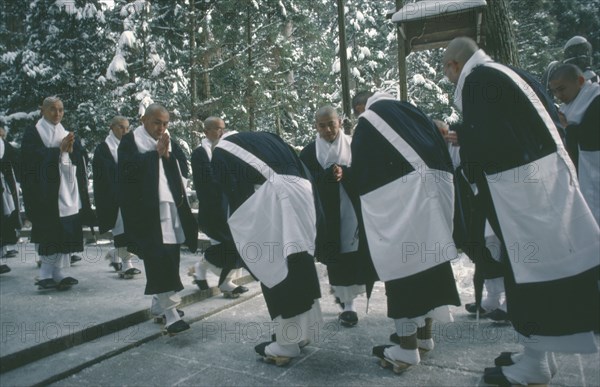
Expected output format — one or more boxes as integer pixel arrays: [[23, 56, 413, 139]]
[[352, 99, 461, 319], [565, 95, 600, 170], [20, 125, 93, 256], [92, 141, 127, 246], [211, 132, 322, 319], [1, 139, 21, 247], [118, 131, 197, 294], [459, 64, 599, 337], [299, 142, 368, 287], [191, 145, 243, 281]]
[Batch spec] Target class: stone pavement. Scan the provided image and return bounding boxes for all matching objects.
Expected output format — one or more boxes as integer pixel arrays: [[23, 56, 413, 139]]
[[0, 239, 598, 387]]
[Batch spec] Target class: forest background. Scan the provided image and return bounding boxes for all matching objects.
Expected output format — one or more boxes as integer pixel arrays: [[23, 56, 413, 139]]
[[1, 0, 598, 156]]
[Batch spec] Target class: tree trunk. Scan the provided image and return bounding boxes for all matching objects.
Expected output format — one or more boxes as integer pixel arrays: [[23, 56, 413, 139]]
[[395, 0, 407, 101], [336, 0, 352, 134], [483, 0, 520, 66], [189, 0, 197, 144], [201, 21, 211, 102], [245, 2, 255, 132]]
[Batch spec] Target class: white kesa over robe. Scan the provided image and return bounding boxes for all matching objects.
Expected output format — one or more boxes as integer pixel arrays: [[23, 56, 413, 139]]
[[480, 63, 599, 284], [215, 140, 316, 288], [359, 104, 456, 282]]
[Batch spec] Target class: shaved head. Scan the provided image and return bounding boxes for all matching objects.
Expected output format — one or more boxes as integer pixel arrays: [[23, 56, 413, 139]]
[[110, 115, 130, 140], [204, 116, 224, 132], [110, 115, 129, 127], [314, 105, 338, 122], [443, 37, 480, 85], [315, 105, 341, 143], [144, 103, 168, 118], [443, 37, 479, 65], [42, 96, 62, 109]]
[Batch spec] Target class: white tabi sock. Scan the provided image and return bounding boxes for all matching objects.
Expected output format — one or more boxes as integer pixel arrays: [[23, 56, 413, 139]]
[[163, 307, 181, 327], [39, 262, 54, 280], [343, 299, 356, 312], [194, 260, 208, 281], [384, 345, 420, 365], [502, 347, 552, 385], [482, 277, 505, 312], [509, 352, 523, 364], [153, 291, 181, 316], [218, 267, 238, 291], [219, 280, 237, 292], [266, 342, 301, 358], [52, 266, 65, 282], [547, 352, 558, 376], [105, 249, 122, 264], [122, 258, 134, 270], [116, 247, 133, 269], [150, 295, 162, 316], [417, 338, 434, 351]]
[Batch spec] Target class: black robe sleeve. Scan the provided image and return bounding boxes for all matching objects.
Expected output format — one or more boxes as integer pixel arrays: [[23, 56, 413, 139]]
[[191, 146, 232, 243], [564, 95, 600, 171], [92, 142, 119, 234]]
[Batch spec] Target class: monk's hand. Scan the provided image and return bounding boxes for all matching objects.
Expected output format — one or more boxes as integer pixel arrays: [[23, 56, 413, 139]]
[[60, 132, 75, 153], [157, 132, 170, 159], [558, 112, 568, 128], [332, 164, 343, 182], [446, 130, 459, 146]]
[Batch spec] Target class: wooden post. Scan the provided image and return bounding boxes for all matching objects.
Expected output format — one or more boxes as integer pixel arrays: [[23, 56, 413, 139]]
[[189, 0, 197, 145], [395, 0, 408, 101], [336, 0, 352, 134]]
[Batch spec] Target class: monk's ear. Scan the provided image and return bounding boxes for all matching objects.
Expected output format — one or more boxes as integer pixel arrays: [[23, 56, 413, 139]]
[[577, 75, 585, 86]]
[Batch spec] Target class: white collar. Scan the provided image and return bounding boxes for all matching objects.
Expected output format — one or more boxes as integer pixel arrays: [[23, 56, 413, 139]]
[[315, 131, 352, 169], [133, 125, 171, 154], [105, 130, 120, 163], [454, 49, 494, 112], [35, 118, 69, 148], [560, 81, 600, 125]]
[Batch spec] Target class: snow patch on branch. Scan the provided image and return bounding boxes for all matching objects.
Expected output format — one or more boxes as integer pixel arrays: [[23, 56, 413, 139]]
[[106, 53, 127, 80], [118, 31, 136, 49]]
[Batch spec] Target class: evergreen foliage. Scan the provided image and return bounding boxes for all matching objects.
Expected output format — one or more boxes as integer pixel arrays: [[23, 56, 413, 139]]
[[1, 0, 598, 153]]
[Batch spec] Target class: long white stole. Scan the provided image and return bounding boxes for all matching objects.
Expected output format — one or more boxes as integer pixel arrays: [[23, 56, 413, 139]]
[[133, 126, 184, 244], [35, 118, 81, 217], [105, 131, 124, 236], [315, 132, 358, 253]]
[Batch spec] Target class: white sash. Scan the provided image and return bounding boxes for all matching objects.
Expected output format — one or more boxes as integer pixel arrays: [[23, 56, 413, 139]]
[[360, 110, 456, 282], [559, 82, 600, 125], [482, 63, 600, 283], [315, 133, 358, 253], [579, 150, 600, 226], [0, 140, 16, 216], [133, 126, 184, 244], [35, 119, 81, 217], [105, 130, 120, 163], [216, 140, 316, 288]]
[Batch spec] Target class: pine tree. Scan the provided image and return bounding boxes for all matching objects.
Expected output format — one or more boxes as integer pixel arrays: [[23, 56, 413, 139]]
[[1, 0, 112, 148]]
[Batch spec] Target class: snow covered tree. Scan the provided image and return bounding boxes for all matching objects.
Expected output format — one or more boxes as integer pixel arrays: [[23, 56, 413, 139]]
[[1, 0, 112, 148], [549, 0, 600, 69], [484, 0, 519, 66], [510, 0, 559, 78]]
